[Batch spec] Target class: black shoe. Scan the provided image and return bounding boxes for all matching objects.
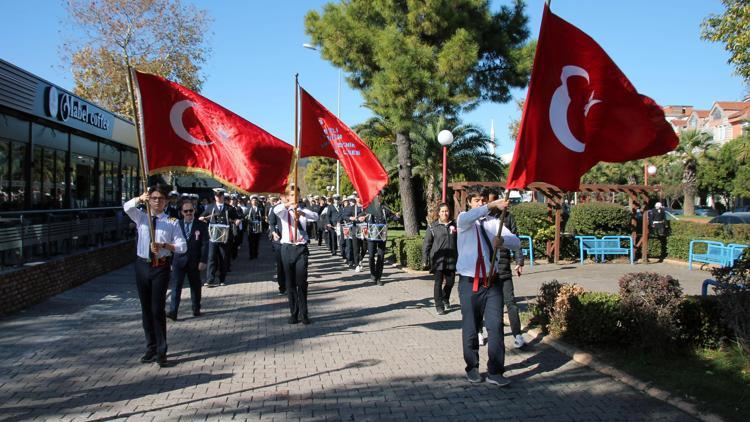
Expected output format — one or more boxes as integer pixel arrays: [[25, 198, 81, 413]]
[[278, 290, 287, 296], [193, 310, 201, 317], [436, 308, 447, 315], [156, 355, 169, 367], [302, 316, 311, 325], [206, 282, 218, 288], [288, 316, 299, 324], [140, 352, 157, 363], [377, 279, 385, 286], [370, 276, 377, 284], [166, 312, 177, 321]]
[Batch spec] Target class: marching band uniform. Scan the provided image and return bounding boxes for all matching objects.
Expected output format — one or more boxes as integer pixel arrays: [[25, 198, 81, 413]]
[[308, 197, 321, 246], [247, 197, 263, 259], [124, 192, 187, 367], [168, 210, 208, 319], [274, 200, 319, 324], [365, 196, 399, 284], [165, 191, 180, 219], [340, 199, 355, 267], [316, 198, 327, 246], [267, 200, 286, 294], [350, 199, 368, 271], [325, 196, 342, 256], [201, 190, 240, 287]]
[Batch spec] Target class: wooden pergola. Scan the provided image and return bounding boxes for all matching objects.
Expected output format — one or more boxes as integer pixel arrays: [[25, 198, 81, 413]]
[[448, 181, 660, 263]]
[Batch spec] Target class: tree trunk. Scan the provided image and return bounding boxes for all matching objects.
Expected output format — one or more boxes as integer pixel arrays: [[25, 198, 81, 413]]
[[683, 161, 697, 216], [425, 172, 438, 224], [396, 131, 419, 236]]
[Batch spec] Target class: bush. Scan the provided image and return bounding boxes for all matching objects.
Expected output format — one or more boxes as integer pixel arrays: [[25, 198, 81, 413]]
[[511, 203, 553, 259], [675, 296, 733, 349], [564, 292, 624, 346], [565, 203, 631, 237], [402, 236, 424, 270], [711, 252, 750, 356], [534, 280, 563, 328], [549, 283, 585, 336], [618, 272, 683, 351]]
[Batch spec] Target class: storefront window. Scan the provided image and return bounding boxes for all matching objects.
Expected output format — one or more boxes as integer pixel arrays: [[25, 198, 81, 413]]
[[55, 150, 66, 208], [31, 146, 42, 207], [0, 141, 9, 210], [10, 142, 26, 210], [70, 154, 95, 208]]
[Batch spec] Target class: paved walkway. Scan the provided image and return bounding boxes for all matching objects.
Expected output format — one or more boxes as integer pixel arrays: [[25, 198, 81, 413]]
[[0, 239, 696, 421]]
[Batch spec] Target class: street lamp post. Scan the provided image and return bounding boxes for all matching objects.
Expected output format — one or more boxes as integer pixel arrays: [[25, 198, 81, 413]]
[[644, 162, 657, 186], [303, 43, 341, 196], [437, 130, 454, 203]]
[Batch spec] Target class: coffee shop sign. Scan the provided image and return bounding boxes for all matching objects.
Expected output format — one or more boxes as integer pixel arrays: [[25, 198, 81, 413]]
[[45, 86, 111, 131]]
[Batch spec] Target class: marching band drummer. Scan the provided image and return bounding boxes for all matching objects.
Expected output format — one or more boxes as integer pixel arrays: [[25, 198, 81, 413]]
[[325, 194, 342, 257], [247, 195, 264, 259], [199, 188, 240, 287], [274, 184, 319, 325], [123, 184, 187, 368], [364, 190, 399, 285]]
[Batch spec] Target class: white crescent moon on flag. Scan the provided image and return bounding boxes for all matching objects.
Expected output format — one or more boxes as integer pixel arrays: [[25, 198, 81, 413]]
[[169, 100, 214, 146], [548, 65, 602, 153]]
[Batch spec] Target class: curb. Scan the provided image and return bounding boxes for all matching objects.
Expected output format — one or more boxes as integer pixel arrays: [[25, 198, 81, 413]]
[[525, 327, 724, 422]]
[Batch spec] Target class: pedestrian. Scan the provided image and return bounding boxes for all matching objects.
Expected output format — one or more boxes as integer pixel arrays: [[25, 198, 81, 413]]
[[456, 186, 521, 386], [167, 199, 208, 321], [422, 203, 457, 314], [247, 195, 263, 259], [325, 194, 342, 256], [123, 184, 187, 367], [650, 202, 669, 262], [274, 184, 319, 324]]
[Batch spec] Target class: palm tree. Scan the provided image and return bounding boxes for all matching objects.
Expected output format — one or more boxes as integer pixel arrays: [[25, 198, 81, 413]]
[[675, 130, 714, 216]]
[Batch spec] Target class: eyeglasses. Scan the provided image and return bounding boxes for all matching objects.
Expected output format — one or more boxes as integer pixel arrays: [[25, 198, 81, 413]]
[[182, 209, 195, 214], [149, 196, 166, 201]]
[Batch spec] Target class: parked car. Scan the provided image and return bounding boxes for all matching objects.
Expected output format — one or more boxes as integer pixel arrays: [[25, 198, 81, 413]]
[[694, 207, 719, 217], [708, 212, 750, 224], [733, 206, 750, 213]]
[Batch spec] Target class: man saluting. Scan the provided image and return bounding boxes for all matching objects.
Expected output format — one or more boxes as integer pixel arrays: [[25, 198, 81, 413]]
[[123, 184, 187, 368]]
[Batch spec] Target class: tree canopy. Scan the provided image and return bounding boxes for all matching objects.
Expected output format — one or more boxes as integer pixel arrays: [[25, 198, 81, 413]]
[[702, 0, 750, 86]]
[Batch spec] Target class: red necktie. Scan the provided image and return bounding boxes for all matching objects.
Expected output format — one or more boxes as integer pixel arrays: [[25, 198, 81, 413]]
[[473, 224, 487, 292], [287, 212, 294, 243]]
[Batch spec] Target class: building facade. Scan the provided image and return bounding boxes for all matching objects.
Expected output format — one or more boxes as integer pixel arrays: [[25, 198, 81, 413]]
[[0, 58, 141, 211]]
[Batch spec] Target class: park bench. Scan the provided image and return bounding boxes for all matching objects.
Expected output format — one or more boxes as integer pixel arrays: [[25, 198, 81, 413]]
[[701, 278, 747, 296], [575, 235, 634, 265], [511, 235, 534, 267], [688, 240, 748, 270]]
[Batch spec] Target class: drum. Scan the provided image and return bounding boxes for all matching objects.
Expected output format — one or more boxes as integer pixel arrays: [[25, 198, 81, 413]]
[[208, 223, 230, 244], [368, 223, 387, 242], [355, 224, 368, 240], [250, 220, 262, 234], [342, 223, 353, 240]]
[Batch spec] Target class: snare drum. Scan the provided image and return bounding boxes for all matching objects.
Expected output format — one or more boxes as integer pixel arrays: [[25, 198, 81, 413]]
[[208, 223, 230, 244], [250, 220, 262, 234], [355, 224, 369, 240], [368, 223, 387, 242], [342, 223, 353, 240]]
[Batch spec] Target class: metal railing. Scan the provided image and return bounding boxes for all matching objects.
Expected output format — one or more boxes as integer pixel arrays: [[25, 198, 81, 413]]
[[0, 206, 135, 269]]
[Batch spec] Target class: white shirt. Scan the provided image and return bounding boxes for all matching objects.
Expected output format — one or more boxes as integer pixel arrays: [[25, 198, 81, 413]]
[[273, 203, 319, 245], [456, 205, 521, 278], [124, 198, 188, 260]]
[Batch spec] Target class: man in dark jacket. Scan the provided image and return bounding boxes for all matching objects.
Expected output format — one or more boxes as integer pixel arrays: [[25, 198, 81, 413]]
[[650, 202, 670, 262], [267, 196, 286, 295], [168, 200, 208, 320], [325, 195, 342, 256], [364, 191, 399, 284], [199, 188, 240, 287], [422, 203, 457, 313], [247, 196, 264, 259]]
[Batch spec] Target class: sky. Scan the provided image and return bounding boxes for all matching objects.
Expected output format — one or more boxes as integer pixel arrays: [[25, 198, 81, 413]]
[[1, 0, 746, 159]]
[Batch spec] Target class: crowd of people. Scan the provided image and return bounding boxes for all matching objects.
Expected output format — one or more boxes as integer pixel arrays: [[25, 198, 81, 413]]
[[123, 183, 526, 386]]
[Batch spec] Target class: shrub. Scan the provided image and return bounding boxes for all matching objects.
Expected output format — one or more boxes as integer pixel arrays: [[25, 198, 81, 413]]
[[535, 280, 563, 328], [564, 292, 624, 346], [511, 203, 553, 259], [711, 252, 750, 356], [549, 283, 585, 336], [402, 236, 424, 270], [565, 203, 631, 237], [675, 296, 733, 349], [618, 272, 683, 351]]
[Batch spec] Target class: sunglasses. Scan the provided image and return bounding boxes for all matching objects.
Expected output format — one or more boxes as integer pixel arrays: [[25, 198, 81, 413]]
[[182, 209, 195, 213]]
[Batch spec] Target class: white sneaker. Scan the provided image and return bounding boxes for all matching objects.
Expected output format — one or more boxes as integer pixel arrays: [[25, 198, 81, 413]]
[[513, 334, 526, 349], [355, 265, 362, 272], [478, 332, 487, 346]]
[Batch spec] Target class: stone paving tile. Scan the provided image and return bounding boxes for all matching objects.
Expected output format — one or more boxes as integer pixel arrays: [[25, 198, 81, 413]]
[[0, 239, 696, 421]]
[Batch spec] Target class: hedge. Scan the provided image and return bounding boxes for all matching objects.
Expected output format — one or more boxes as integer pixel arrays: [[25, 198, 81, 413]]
[[511, 202, 554, 260], [648, 221, 750, 261], [390, 235, 424, 270], [565, 202, 632, 237]]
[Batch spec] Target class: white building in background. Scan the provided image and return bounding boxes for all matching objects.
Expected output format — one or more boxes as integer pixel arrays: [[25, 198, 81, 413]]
[[663, 99, 750, 145]]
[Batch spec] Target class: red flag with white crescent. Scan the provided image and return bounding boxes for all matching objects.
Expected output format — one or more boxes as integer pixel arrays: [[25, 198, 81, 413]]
[[133, 70, 293, 193], [506, 5, 677, 191], [298, 87, 387, 207]]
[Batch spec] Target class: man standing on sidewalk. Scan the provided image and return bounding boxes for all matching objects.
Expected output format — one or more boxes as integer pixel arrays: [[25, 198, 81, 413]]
[[168, 200, 208, 320], [456, 186, 520, 386], [123, 185, 187, 367]]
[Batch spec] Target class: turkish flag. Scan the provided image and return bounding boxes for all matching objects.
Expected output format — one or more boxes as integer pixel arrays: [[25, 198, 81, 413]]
[[299, 87, 387, 207], [133, 71, 293, 193], [506, 5, 678, 191]]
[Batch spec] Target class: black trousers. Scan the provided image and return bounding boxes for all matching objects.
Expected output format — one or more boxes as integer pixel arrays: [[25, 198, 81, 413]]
[[327, 227, 338, 254], [207, 241, 229, 284], [502, 277, 521, 336], [433, 269, 455, 310], [272, 241, 286, 292], [367, 240, 386, 280], [316, 226, 324, 245], [231, 230, 242, 259], [135, 259, 170, 357], [281, 244, 309, 319], [458, 276, 505, 375], [248, 233, 261, 259], [169, 264, 202, 315]]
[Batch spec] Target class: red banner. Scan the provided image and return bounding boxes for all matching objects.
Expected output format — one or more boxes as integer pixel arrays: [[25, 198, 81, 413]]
[[299, 87, 387, 207], [133, 71, 293, 193], [506, 5, 677, 191]]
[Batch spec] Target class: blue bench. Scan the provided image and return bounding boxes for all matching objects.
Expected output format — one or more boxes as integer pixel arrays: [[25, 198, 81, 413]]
[[511, 235, 534, 267], [688, 240, 748, 270], [575, 235, 634, 265], [702, 278, 747, 296]]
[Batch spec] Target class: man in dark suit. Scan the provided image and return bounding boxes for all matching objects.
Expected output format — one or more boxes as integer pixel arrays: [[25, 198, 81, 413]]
[[199, 188, 240, 287], [168, 200, 208, 320], [165, 191, 180, 218], [326, 194, 342, 256]]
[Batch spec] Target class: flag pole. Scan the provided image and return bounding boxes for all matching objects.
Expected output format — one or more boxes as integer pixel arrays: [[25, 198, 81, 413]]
[[293, 73, 300, 240], [488, 189, 513, 280], [125, 66, 156, 260]]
